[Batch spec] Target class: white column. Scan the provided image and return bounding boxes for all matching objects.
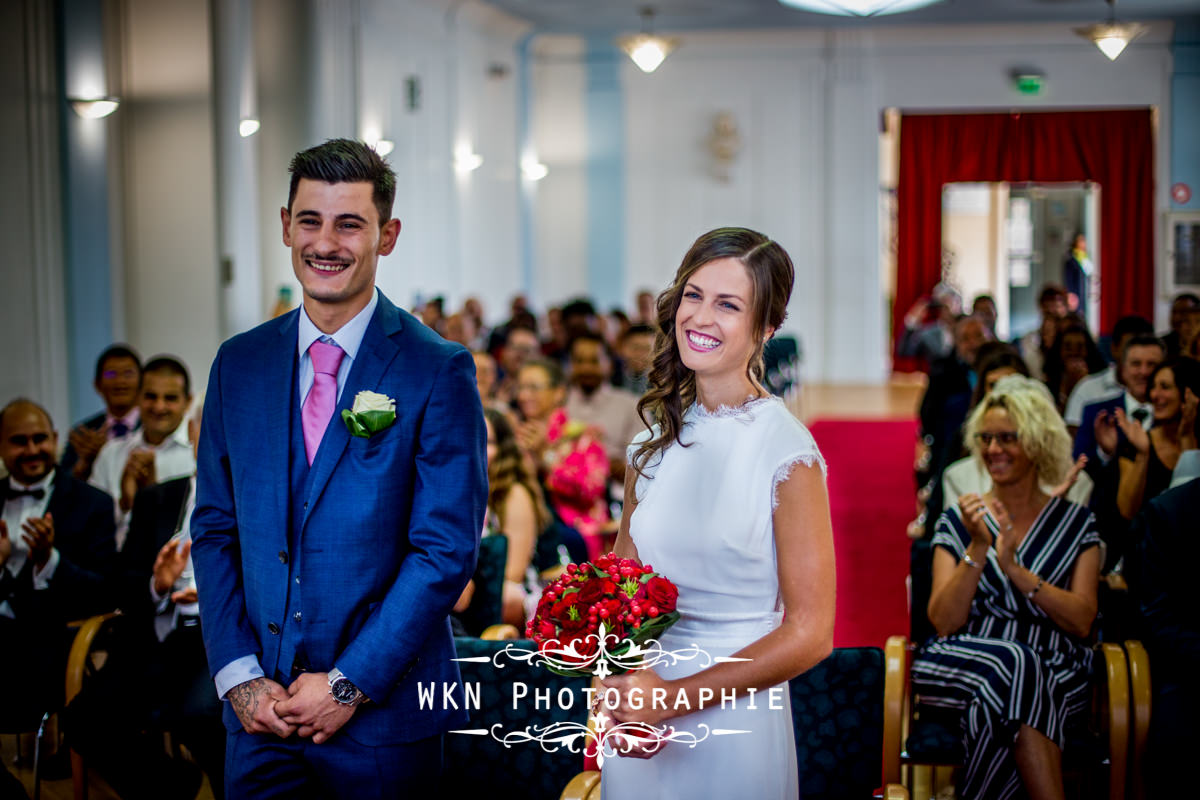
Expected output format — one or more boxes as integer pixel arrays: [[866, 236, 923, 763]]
[[212, 0, 263, 337]]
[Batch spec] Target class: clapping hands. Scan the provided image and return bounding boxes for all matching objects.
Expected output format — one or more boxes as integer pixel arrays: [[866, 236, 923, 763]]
[[1113, 409, 1150, 455]]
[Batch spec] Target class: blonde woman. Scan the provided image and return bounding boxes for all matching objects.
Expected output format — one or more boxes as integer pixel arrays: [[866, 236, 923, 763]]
[[914, 374, 1100, 800]]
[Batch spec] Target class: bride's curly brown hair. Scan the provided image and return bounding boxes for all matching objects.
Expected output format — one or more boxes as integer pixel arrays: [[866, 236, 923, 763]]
[[632, 227, 795, 481]]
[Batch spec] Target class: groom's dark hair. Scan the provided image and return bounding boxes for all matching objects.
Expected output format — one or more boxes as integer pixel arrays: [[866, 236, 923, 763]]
[[287, 138, 396, 225]]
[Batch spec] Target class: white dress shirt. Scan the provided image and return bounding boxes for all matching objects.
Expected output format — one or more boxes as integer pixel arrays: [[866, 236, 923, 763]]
[[1, 470, 60, 618], [1064, 365, 1122, 426], [90, 422, 196, 550], [565, 384, 645, 463], [147, 476, 198, 642], [213, 290, 379, 700]]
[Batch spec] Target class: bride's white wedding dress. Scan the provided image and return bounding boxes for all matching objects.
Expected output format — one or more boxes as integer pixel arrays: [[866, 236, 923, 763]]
[[601, 395, 825, 800]]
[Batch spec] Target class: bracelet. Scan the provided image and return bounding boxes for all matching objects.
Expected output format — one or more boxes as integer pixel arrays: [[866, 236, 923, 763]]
[[1025, 577, 1044, 600], [962, 552, 982, 569]]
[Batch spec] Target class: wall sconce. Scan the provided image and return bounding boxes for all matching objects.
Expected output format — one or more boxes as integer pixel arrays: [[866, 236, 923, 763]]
[[238, 118, 260, 137], [707, 111, 742, 182], [374, 139, 395, 157], [69, 97, 120, 119]]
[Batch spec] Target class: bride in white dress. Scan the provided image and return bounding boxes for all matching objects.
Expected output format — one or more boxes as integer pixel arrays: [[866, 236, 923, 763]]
[[599, 228, 836, 799]]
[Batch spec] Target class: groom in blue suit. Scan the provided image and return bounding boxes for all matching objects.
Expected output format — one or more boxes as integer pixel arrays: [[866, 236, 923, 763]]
[[191, 139, 486, 798]]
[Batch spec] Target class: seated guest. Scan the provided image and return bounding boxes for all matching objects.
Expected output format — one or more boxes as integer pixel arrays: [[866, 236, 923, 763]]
[[565, 333, 644, 482], [1161, 292, 1200, 360], [1064, 314, 1154, 436], [913, 375, 1099, 800], [1113, 358, 1200, 520], [89, 356, 195, 550], [899, 284, 962, 372], [482, 408, 552, 625], [1132, 476, 1200, 800], [1043, 315, 1106, 412], [472, 350, 498, 407], [971, 294, 998, 337], [1181, 304, 1200, 361], [1074, 333, 1163, 567], [0, 399, 116, 731], [60, 344, 143, 480], [65, 400, 221, 800], [945, 368, 1093, 507], [1016, 284, 1067, 382], [616, 323, 656, 397], [494, 325, 541, 408], [1074, 333, 1163, 465], [514, 359, 610, 558], [917, 314, 992, 485]]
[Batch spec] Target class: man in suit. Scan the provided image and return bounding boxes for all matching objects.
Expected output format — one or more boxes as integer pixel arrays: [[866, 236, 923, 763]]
[[65, 399, 221, 800], [1132, 477, 1200, 799], [60, 345, 143, 480], [191, 139, 487, 798], [1074, 334, 1163, 570], [0, 399, 116, 726]]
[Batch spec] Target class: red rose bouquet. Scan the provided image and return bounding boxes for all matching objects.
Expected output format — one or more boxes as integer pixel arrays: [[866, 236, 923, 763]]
[[525, 553, 680, 678]]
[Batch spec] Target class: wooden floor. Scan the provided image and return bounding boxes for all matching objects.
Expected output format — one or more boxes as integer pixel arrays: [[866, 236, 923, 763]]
[[795, 377, 923, 422], [6, 379, 922, 800]]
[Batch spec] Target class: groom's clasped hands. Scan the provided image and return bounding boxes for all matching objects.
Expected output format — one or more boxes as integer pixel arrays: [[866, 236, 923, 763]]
[[229, 674, 357, 744]]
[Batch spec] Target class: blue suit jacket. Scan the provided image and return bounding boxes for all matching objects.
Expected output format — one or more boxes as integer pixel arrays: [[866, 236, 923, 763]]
[[1074, 393, 1126, 463], [191, 291, 487, 744]]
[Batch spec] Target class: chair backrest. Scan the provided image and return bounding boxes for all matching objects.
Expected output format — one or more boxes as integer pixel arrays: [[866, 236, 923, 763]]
[[790, 646, 885, 799], [445, 636, 591, 800]]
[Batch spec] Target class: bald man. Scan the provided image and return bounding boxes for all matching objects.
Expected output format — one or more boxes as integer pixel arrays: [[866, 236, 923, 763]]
[[0, 399, 116, 728]]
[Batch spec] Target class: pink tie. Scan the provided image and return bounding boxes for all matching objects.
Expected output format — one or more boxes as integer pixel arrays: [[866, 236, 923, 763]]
[[302, 339, 345, 465]]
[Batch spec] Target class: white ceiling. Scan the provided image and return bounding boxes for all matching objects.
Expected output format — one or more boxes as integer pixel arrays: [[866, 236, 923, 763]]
[[480, 0, 1200, 34]]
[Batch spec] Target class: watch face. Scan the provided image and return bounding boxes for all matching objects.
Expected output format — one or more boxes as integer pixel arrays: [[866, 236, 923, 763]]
[[331, 678, 358, 704]]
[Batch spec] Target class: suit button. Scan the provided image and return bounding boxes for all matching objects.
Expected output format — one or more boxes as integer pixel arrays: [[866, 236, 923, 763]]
[[278, 551, 289, 565], [293, 612, 302, 622], [267, 622, 280, 635], [295, 577, 300, 584]]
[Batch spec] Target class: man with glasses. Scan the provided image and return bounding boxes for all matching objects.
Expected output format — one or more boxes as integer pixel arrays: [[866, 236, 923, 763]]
[[60, 345, 143, 480]]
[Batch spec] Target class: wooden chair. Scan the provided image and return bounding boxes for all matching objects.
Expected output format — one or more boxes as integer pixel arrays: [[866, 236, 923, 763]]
[[560, 646, 909, 800], [883, 635, 1129, 800], [1123, 640, 1151, 800], [64, 612, 122, 800]]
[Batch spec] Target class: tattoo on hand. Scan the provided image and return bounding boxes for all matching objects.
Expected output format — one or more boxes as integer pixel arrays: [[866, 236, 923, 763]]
[[230, 679, 271, 724]]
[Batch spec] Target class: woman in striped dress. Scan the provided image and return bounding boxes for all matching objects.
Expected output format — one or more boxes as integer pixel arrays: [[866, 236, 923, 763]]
[[913, 375, 1100, 800]]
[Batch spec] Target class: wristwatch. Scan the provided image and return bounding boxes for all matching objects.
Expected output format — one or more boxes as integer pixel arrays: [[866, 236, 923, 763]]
[[328, 668, 365, 706]]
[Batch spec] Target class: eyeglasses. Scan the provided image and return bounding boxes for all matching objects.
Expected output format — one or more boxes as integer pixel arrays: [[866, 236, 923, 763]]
[[974, 431, 1020, 447], [516, 383, 552, 393]]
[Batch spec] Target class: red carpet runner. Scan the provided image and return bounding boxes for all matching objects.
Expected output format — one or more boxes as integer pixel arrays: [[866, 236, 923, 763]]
[[808, 418, 917, 649]]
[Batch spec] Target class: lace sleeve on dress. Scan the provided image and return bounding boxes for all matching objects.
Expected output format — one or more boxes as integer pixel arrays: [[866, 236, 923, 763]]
[[770, 448, 827, 510]]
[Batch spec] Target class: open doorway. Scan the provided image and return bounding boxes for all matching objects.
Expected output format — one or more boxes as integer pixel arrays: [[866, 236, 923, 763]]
[[941, 182, 1100, 342]]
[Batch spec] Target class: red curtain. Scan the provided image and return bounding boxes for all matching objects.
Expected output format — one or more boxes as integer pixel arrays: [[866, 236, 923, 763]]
[[893, 109, 1155, 370]]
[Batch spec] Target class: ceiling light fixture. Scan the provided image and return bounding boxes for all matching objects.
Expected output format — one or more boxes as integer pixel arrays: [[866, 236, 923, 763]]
[[1074, 0, 1145, 61], [69, 97, 120, 119], [776, 0, 943, 17], [616, 7, 679, 74]]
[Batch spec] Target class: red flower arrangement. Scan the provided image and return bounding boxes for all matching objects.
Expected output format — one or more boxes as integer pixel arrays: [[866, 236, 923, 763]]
[[525, 553, 680, 678]]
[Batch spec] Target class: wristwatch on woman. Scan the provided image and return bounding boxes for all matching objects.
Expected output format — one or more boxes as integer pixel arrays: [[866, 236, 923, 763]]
[[328, 668, 365, 706]]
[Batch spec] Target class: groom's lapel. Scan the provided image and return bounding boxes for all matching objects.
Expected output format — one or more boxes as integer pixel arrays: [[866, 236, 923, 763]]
[[266, 313, 298, 541], [302, 295, 404, 529]]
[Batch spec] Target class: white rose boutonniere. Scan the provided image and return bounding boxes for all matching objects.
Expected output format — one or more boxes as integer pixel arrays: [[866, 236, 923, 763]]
[[342, 390, 396, 438]]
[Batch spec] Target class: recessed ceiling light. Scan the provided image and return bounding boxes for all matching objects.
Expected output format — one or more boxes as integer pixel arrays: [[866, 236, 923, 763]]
[[777, 0, 944, 16]]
